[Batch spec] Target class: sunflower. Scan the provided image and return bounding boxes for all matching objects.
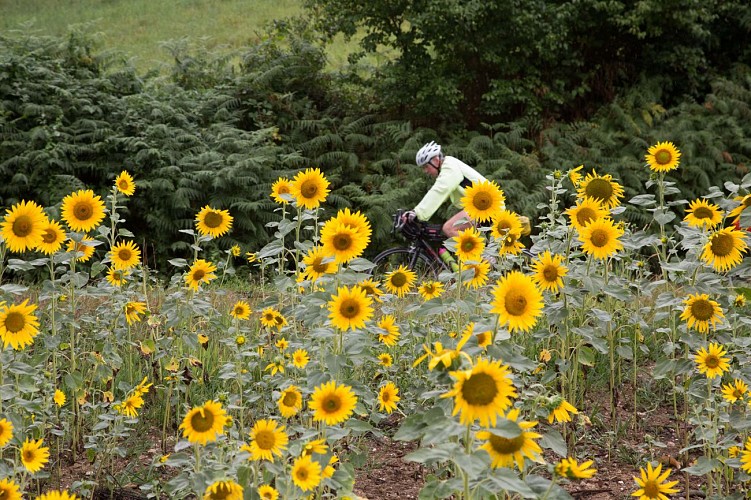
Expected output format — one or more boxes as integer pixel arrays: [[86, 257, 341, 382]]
[[329, 207, 373, 242], [291, 454, 323, 492], [741, 437, 751, 473], [564, 197, 609, 232], [320, 220, 369, 263], [679, 293, 724, 333], [475, 330, 492, 349], [729, 194, 751, 223], [278, 385, 303, 418], [309, 380, 357, 425], [66, 236, 96, 262], [115, 394, 144, 418], [230, 300, 251, 320], [578, 218, 624, 260], [243, 419, 288, 462], [36, 219, 66, 255], [378, 353, 393, 367], [694, 343, 731, 379], [290, 168, 330, 210], [356, 278, 384, 302], [577, 170, 624, 209], [418, 280, 445, 300], [110, 240, 141, 270], [462, 261, 490, 289], [115, 170, 136, 196], [441, 357, 517, 427], [323, 455, 339, 478], [54, 389, 66, 407], [555, 457, 597, 480], [383, 264, 417, 297], [476, 408, 543, 470], [35, 491, 78, 500], [684, 199, 722, 229], [645, 141, 681, 173], [734, 294, 747, 308], [179, 400, 228, 445], [124, 301, 147, 325], [203, 480, 243, 500], [258, 485, 279, 500], [0, 479, 21, 500], [568, 165, 584, 186], [721, 379, 748, 403], [490, 271, 544, 333], [490, 209, 524, 240], [270, 177, 293, 204], [274, 337, 289, 351], [302, 246, 337, 280], [184, 259, 217, 291], [302, 438, 328, 456], [260, 307, 280, 328], [547, 396, 578, 424], [0, 417, 14, 447], [292, 349, 310, 368], [701, 227, 747, 272], [1, 200, 47, 253], [498, 231, 525, 256], [195, 206, 233, 238], [376, 315, 401, 346], [632, 462, 679, 500], [328, 286, 374, 331], [531, 251, 568, 292], [106, 268, 129, 287], [453, 227, 485, 262], [378, 382, 400, 414], [20, 437, 49, 473], [0, 299, 40, 350], [461, 180, 505, 223], [61, 189, 106, 232]]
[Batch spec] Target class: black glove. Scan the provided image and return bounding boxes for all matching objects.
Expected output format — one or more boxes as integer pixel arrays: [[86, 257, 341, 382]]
[[402, 210, 417, 223]]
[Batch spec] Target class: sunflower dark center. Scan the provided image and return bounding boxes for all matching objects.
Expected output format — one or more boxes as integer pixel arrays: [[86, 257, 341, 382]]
[[643, 480, 660, 497], [311, 258, 328, 273], [74, 202, 93, 221], [193, 270, 206, 280], [340, 298, 360, 319], [12, 215, 33, 237], [324, 395, 341, 412], [208, 484, 232, 500], [118, 179, 129, 190], [233, 306, 244, 315], [690, 299, 714, 321], [300, 180, 318, 198], [296, 466, 309, 481], [381, 391, 391, 403], [711, 233, 734, 257], [283, 392, 298, 406], [477, 332, 489, 344], [584, 178, 613, 202], [505, 290, 528, 316], [461, 239, 477, 252], [204, 212, 223, 229], [576, 208, 597, 227], [461, 372, 498, 405], [190, 408, 215, 432], [333, 234, 352, 251], [693, 207, 713, 220], [4, 312, 25, 333], [503, 235, 517, 247], [23, 449, 35, 462], [278, 185, 290, 194], [118, 248, 133, 261], [255, 430, 275, 450], [0, 487, 8, 499], [705, 355, 720, 369], [42, 228, 58, 243], [495, 221, 511, 234], [733, 388, 744, 398], [488, 433, 525, 454], [390, 272, 407, 288], [542, 265, 559, 282], [425, 284, 436, 293], [472, 192, 493, 211], [590, 229, 609, 248], [655, 149, 672, 165], [274, 315, 284, 325]]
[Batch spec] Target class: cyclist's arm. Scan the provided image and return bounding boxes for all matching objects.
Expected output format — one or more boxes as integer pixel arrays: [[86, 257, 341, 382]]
[[414, 164, 463, 221]]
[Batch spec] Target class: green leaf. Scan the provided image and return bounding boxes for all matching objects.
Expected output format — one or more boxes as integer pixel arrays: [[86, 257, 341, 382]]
[[539, 429, 567, 457], [683, 456, 720, 475], [577, 345, 595, 367]]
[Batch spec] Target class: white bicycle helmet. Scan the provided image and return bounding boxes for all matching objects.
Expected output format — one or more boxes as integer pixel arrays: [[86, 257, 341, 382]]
[[415, 141, 442, 166]]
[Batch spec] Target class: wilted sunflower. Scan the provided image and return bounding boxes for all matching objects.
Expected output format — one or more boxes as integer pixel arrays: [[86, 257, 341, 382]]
[[0, 299, 40, 350], [383, 264, 417, 297], [694, 343, 730, 379], [578, 218, 624, 260], [243, 419, 288, 462], [476, 408, 543, 471], [179, 400, 228, 445], [278, 385, 303, 418], [20, 437, 49, 473], [378, 382, 400, 414], [0, 479, 21, 500], [65, 235, 96, 262], [309, 380, 357, 425], [577, 170, 624, 209], [356, 278, 384, 302], [701, 226, 747, 272], [645, 141, 681, 173], [290, 168, 330, 210], [376, 315, 401, 346], [1, 200, 47, 253], [110, 240, 141, 270], [490, 209, 524, 240], [124, 301, 147, 325], [632, 463, 679, 500], [490, 271, 544, 333], [721, 379, 748, 403], [564, 197, 609, 232], [302, 246, 337, 280], [270, 177, 293, 204], [328, 286, 373, 331], [531, 250, 568, 292], [684, 199, 722, 229], [453, 227, 485, 262], [320, 220, 369, 263], [462, 260, 490, 289], [378, 353, 393, 367], [195, 206, 233, 238], [547, 396, 578, 424], [441, 357, 517, 427], [184, 259, 217, 291], [115, 170, 136, 196], [106, 268, 129, 287], [257, 485, 279, 500], [461, 179, 505, 222], [680, 293, 724, 334], [36, 219, 66, 255], [555, 457, 597, 480], [291, 454, 323, 492], [203, 480, 243, 500], [292, 349, 309, 368], [418, 280, 445, 300], [0, 417, 14, 447], [61, 189, 106, 232]]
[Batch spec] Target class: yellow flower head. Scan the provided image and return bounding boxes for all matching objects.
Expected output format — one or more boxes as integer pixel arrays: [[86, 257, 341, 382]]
[[546, 396, 578, 424], [383, 264, 417, 297], [632, 462, 679, 500], [66, 236, 96, 262], [302, 246, 337, 280], [684, 199, 722, 229], [278, 385, 303, 418], [203, 480, 243, 500], [179, 400, 228, 445], [115, 170, 136, 196], [418, 280, 445, 300], [61, 189, 106, 232], [645, 141, 681, 173], [2, 200, 47, 253], [376, 315, 401, 346], [291, 454, 323, 492], [290, 168, 330, 210], [0, 418, 14, 447], [54, 389, 66, 407], [453, 227, 485, 262], [462, 260, 490, 289], [490, 271, 544, 333], [230, 300, 251, 320], [124, 301, 147, 325], [475, 408, 543, 470], [244, 419, 288, 462], [701, 226, 747, 273], [320, 220, 369, 263], [721, 379, 748, 404], [679, 293, 724, 334], [328, 286, 374, 331], [270, 177, 293, 204], [0, 478, 22, 500], [0, 299, 40, 350], [461, 179, 505, 223], [577, 170, 624, 209], [20, 437, 50, 473], [184, 259, 217, 291], [555, 457, 597, 479], [694, 342, 731, 379], [195, 206, 233, 238], [531, 250, 568, 293], [309, 380, 357, 425], [36, 219, 67, 255], [578, 217, 624, 260], [378, 382, 400, 414], [109, 240, 141, 270], [106, 267, 129, 287]]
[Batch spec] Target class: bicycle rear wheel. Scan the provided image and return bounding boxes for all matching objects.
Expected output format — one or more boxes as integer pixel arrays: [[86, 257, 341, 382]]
[[371, 247, 438, 281]]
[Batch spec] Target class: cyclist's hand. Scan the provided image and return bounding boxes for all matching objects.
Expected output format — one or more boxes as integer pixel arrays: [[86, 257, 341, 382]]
[[402, 210, 417, 224]]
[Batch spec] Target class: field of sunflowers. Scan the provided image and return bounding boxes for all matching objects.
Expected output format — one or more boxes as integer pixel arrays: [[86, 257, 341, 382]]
[[2, 142, 751, 499]]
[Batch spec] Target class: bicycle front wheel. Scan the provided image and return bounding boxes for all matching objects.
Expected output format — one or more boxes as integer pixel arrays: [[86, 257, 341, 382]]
[[371, 247, 438, 281]]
